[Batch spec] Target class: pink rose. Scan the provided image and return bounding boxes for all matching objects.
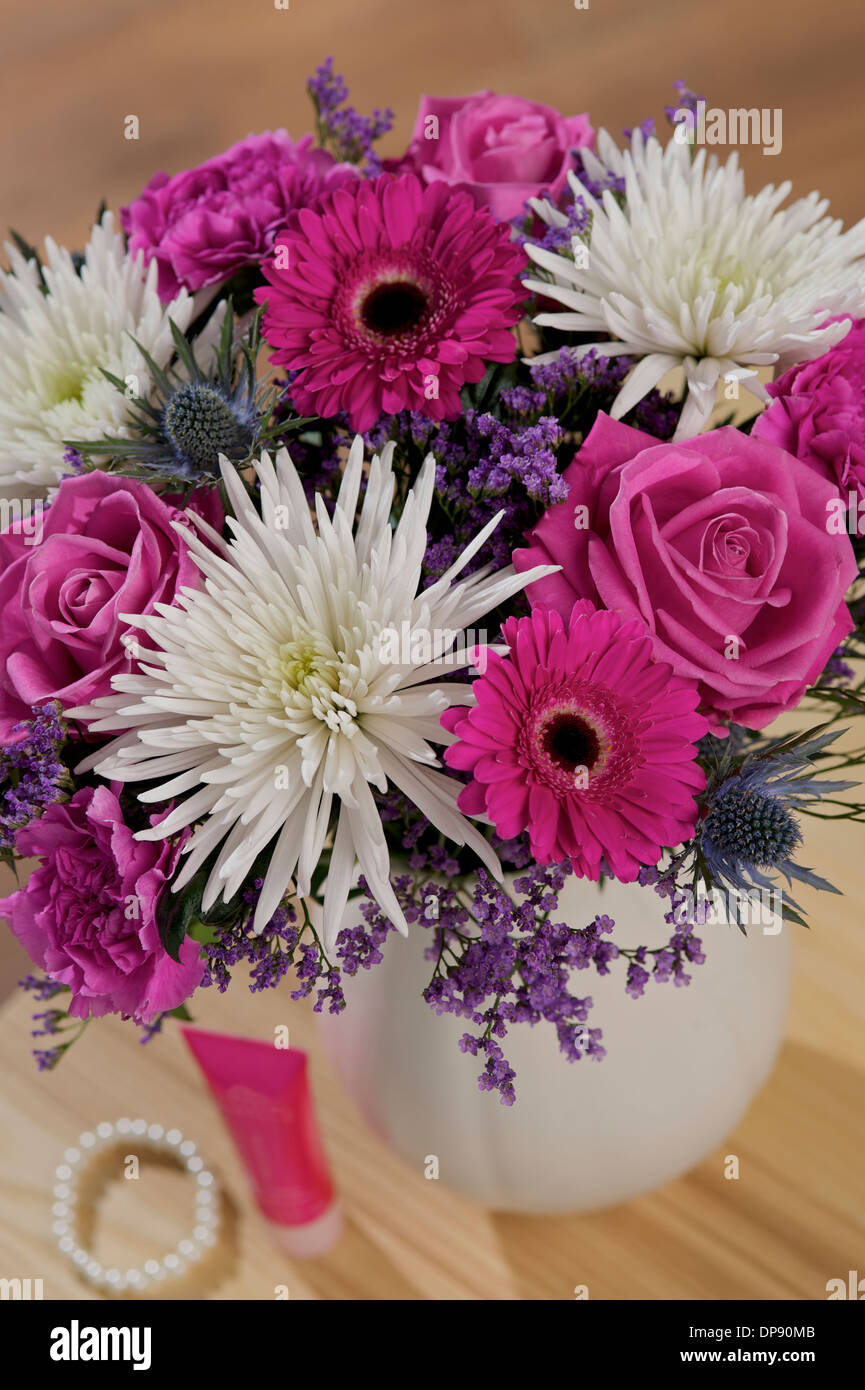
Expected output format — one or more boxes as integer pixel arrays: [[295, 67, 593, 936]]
[[122, 131, 357, 301], [398, 92, 593, 221], [515, 414, 857, 731], [754, 317, 865, 498], [0, 472, 222, 741], [0, 786, 201, 1022]]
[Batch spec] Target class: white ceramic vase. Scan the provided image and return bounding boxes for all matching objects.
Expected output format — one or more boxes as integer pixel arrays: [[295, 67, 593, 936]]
[[317, 873, 792, 1214]]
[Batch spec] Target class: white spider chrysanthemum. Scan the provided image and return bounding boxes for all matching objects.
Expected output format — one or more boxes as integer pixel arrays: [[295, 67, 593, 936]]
[[70, 438, 554, 948], [524, 127, 865, 439], [0, 212, 193, 494]]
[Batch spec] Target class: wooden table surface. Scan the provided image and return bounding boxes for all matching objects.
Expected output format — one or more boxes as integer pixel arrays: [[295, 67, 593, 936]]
[[1, 791, 863, 1301], [2, 0, 865, 1302]]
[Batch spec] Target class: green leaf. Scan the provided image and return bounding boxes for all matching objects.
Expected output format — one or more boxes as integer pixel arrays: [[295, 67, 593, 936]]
[[187, 917, 220, 945], [157, 870, 210, 962], [166, 1002, 194, 1021]]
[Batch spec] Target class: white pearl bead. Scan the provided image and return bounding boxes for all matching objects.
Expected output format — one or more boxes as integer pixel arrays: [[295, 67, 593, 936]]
[[144, 1259, 161, 1277], [55, 1164, 72, 1181], [64, 1147, 80, 1165], [186, 1155, 204, 1172], [96, 1122, 114, 1139], [179, 1140, 196, 1157], [73, 1249, 88, 1267], [54, 1184, 71, 1200], [196, 1170, 213, 1187], [165, 1128, 182, 1147], [52, 1220, 69, 1236], [131, 1119, 147, 1136], [58, 1236, 75, 1252], [85, 1260, 102, 1281], [52, 1202, 69, 1218], [147, 1124, 164, 1141], [79, 1131, 96, 1149]]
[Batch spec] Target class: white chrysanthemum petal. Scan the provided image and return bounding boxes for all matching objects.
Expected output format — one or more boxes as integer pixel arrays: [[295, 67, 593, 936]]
[[70, 440, 558, 942], [528, 126, 865, 439], [0, 212, 192, 494]]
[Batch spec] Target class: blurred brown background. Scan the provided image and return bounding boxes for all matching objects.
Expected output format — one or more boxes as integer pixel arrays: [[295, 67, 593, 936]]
[[2, 0, 865, 251]]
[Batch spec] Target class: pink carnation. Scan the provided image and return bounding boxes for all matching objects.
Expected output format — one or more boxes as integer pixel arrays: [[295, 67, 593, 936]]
[[0, 472, 222, 742], [514, 414, 857, 732], [255, 172, 526, 430], [443, 603, 707, 881], [753, 317, 865, 499], [0, 787, 202, 1022], [122, 131, 356, 301], [395, 91, 593, 222]]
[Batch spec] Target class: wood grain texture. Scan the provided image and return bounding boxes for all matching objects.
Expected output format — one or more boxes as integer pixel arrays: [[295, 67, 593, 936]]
[[1, 0, 864, 1301], [0, 793, 863, 1302]]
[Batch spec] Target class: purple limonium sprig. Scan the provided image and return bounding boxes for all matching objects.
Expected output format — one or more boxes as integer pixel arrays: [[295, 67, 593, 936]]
[[664, 79, 705, 126], [351, 860, 608, 1105], [200, 878, 347, 1014], [502, 347, 679, 440], [365, 407, 569, 584], [515, 193, 590, 254], [307, 56, 394, 174], [19, 972, 85, 1071], [1, 702, 69, 854], [619, 875, 708, 997], [821, 644, 856, 686]]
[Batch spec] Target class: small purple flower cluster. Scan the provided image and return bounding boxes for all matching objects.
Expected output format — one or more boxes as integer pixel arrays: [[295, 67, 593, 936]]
[[367, 407, 569, 583], [664, 79, 705, 126], [200, 879, 345, 1013], [1, 703, 68, 853], [503, 347, 679, 440], [351, 859, 608, 1105], [307, 56, 394, 174], [623, 868, 708, 996], [821, 644, 856, 686], [516, 194, 590, 255], [19, 972, 79, 1071]]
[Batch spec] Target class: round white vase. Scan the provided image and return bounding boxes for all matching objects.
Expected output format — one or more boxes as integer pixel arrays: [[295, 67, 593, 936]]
[[317, 873, 792, 1214]]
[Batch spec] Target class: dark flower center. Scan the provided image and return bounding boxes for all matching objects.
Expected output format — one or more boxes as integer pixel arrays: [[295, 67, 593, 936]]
[[162, 383, 251, 472], [360, 280, 429, 336], [543, 714, 600, 771]]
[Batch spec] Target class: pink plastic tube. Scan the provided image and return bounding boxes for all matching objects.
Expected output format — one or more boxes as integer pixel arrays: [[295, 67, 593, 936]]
[[182, 1026, 342, 1258]]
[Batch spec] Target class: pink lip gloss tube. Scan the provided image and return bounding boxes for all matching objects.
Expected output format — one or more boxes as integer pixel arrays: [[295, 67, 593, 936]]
[[182, 1026, 342, 1258]]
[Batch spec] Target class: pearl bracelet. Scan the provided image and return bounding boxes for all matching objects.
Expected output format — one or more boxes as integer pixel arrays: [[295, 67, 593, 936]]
[[52, 1118, 221, 1295]]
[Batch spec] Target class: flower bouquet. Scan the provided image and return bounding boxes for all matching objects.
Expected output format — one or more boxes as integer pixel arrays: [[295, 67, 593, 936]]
[[3, 64, 865, 1131]]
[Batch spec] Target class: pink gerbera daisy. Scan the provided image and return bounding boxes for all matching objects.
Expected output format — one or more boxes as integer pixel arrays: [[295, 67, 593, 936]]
[[255, 172, 526, 430], [443, 602, 708, 881]]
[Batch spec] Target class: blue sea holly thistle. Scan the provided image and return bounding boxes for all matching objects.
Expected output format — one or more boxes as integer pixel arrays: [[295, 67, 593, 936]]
[[695, 726, 856, 926], [66, 304, 305, 489]]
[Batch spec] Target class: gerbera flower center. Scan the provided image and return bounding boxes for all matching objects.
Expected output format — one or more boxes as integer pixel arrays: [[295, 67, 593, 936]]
[[360, 280, 429, 336], [543, 713, 601, 771], [522, 683, 641, 799]]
